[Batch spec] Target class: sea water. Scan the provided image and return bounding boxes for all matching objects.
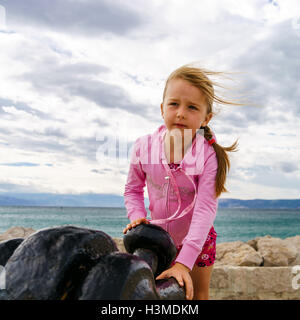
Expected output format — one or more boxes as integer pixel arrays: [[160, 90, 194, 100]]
[[0, 206, 299, 243]]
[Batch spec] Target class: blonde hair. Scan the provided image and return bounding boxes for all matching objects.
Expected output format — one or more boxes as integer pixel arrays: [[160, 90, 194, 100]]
[[163, 63, 242, 198]]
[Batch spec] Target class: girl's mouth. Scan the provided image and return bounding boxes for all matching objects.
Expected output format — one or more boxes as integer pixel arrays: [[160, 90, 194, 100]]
[[174, 123, 187, 128]]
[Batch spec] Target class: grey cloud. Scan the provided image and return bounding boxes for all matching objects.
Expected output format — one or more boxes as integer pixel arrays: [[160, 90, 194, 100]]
[[58, 63, 109, 76], [17, 126, 67, 140], [0, 97, 42, 117], [21, 61, 109, 90], [0, 97, 63, 122], [0, 127, 11, 135], [3, 0, 143, 36], [125, 73, 143, 85], [1, 61, 143, 163], [0, 109, 132, 166], [43, 127, 66, 139], [74, 135, 125, 161], [5, 133, 73, 156], [276, 162, 299, 173], [119, 170, 128, 176], [230, 165, 272, 179], [230, 162, 300, 189], [68, 79, 149, 115], [210, 19, 300, 131], [5, 132, 125, 165], [72, 133, 136, 164], [73, 136, 100, 159], [215, 110, 249, 128], [21, 60, 152, 117], [0, 162, 39, 167], [229, 20, 300, 124], [93, 118, 109, 127], [232, 162, 299, 177], [250, 171, 300, 190], [91, 168, 112, 174]]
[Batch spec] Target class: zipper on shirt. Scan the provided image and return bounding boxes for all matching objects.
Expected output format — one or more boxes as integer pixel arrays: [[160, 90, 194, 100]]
[[164, 176, 170, 233]]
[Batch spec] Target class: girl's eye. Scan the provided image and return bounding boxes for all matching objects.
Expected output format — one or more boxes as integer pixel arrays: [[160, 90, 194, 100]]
[[168, 103, 197, 110]]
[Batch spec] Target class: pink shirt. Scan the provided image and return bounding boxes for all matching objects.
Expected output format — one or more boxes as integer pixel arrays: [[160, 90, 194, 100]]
[[124, 124, 218, 271]]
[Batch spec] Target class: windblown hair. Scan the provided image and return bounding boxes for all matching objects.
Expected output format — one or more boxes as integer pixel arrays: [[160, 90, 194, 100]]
[[162, 63, 242, 198]]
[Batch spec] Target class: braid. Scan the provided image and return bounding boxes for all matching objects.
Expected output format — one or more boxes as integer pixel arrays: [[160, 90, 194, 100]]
[[203, 125, 213, 141], [201, 125, 239, 198]]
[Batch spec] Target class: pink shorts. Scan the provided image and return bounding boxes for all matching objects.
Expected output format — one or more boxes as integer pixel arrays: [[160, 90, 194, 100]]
[[171, 226, 217, 268]]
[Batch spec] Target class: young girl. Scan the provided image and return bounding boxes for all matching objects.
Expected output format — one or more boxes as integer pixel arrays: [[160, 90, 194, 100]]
[[123, 63, 239, 300]]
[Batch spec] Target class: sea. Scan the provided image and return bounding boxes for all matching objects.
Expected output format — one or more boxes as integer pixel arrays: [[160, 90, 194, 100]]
[[0, 206, 299, 243]]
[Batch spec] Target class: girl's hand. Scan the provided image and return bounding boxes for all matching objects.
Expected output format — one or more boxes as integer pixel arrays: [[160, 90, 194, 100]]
[[122, 217, 150, 234], [155, 262, 193, 300]]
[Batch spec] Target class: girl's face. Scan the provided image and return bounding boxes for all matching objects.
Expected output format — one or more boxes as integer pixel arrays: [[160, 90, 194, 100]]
[[161, 78, 213, 140]]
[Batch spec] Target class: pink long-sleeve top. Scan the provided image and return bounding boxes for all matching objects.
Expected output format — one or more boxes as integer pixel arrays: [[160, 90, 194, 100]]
[[124, 124, 218, 271]]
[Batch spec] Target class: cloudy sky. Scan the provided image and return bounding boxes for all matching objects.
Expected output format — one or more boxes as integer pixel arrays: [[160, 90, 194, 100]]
[[0, 0, 299, 200]]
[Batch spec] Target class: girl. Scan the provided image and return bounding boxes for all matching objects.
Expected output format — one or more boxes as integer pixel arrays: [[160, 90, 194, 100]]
[[123, 63, 239, 300]]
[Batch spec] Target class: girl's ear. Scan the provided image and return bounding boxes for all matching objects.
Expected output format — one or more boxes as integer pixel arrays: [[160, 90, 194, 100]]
[[202, 112, 213, 127], [161, 102, 164, 118]]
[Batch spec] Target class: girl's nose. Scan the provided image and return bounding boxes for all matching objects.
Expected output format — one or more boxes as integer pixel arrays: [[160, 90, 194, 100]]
[[176, 106, 186, 119]]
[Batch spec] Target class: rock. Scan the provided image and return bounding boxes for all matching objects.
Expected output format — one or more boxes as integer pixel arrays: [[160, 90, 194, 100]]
[[0, 227, 35, 242], [283, 235, 300, 266], [216, 241, 263, 266], [257, 237, 298, 266], [210, 266, 300, 300], [246, 235, 272, 251]]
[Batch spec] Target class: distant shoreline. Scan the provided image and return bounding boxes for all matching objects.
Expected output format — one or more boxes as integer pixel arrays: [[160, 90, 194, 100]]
[[0, 205, 300, 208], [0, 193, 300, 209], [1, 205, 300, 210]]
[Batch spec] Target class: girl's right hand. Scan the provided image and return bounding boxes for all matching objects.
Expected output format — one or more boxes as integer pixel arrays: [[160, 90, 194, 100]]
[[123, 218, 149, 234]]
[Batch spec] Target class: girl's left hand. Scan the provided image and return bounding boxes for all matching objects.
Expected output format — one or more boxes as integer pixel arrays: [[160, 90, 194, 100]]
[[155, 262, 193, 300]]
